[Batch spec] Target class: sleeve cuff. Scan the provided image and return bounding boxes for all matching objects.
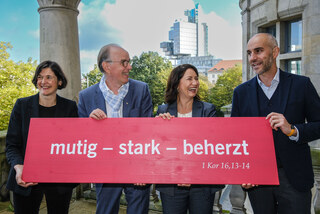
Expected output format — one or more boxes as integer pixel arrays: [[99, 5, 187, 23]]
[[289, 126, 299, 142]]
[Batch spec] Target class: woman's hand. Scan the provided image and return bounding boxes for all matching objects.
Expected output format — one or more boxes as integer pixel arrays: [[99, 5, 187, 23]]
[[14, 164, 38, 188], [177, 184, 191, 187], [90, 108, 107, 120], [156, 112, 175, 120]]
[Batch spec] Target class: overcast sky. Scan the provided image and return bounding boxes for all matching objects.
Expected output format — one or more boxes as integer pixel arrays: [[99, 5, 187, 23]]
[[0, 0, 242, 74]]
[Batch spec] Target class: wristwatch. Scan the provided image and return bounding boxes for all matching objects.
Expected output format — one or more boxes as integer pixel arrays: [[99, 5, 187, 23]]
[[287, 124, 295, 137]]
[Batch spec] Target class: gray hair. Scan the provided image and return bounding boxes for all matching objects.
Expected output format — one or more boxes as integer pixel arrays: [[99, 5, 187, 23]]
[[97, 43, 123, 73]]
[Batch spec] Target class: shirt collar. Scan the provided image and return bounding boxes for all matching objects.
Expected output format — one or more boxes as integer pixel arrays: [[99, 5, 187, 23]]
[[103, 74, 129, 95], [256, 68, 280, 87]]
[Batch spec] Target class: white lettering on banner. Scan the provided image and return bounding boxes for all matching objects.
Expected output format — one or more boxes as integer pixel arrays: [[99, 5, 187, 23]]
[[183, 140, 249, 155], [50, 140, 97, 158], [119, 140, 161, 155], [49, 139, 249, 158]]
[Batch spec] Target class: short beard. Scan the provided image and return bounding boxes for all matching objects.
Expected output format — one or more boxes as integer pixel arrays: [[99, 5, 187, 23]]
[[254, 52, 274, 75]]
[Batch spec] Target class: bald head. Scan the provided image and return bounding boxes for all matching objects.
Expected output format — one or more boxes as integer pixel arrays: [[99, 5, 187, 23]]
[[248, 33, 278, 50]]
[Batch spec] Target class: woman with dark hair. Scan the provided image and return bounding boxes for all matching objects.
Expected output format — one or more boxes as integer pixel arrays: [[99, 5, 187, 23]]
[[6, 60, 78, 214], [157, 64, 224, 214]]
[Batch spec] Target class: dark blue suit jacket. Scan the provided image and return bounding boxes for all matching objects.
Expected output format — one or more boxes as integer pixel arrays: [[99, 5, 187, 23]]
[[156, 99, 224, 196], [6, 94, 78, 196], [78, 79, 153, 118], [231, 70, 320, 191]]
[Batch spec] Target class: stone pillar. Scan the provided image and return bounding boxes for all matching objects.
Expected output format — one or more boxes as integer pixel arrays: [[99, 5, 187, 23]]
[[37, 0, 81, 101], [229, 185, 246, 214], [239, 0, 251, 82], [301, 0, 320, 149]]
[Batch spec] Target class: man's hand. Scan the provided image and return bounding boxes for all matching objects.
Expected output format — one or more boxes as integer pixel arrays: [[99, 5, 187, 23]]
[[90, 108, 107, 120], [177, 184, 191, 187], [241, 183, 258, 189], [14, 164, 38, 188], [266, 112, 296, 136]]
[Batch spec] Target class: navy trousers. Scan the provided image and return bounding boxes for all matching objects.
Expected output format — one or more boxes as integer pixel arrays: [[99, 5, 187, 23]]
[[160, 186, 216, 214], [248, 168, 311, 214], [95, 183, 150, 214], [13, 184, 73, 214]]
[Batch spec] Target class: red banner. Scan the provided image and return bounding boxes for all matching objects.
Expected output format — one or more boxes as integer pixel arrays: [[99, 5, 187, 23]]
[[23, 117, 279, 185]]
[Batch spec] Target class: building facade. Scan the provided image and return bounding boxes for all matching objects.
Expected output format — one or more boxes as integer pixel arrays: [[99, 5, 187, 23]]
[[177, 56, 221, 74], [198, 23, 209, 57], [207, 60, 242, 84], [172, 21, 198, 56]]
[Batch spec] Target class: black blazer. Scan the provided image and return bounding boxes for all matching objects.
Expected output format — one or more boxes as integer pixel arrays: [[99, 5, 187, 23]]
[[5, 93, 78, 196], [157, 99, 216, 117], [156, 99, 224, 196], [231, 70, 320, 192]]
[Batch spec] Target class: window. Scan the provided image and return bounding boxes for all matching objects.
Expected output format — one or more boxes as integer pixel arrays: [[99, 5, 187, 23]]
[[266, 25, 276, 37], [286, 20, 302, 52], [286, 59, 301, 75]]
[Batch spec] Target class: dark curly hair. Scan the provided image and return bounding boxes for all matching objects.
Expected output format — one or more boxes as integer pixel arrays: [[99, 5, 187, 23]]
[[32, 60, 67, 89], [165, 64, 200, 104]]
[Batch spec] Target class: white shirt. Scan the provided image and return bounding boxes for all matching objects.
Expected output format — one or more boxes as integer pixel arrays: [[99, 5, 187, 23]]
[[178, 111, 192, 118], [257, 68, 280, 99]]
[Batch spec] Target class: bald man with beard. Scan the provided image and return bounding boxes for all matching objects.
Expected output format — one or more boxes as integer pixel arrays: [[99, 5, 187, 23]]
[[231, 33, 320, 214]]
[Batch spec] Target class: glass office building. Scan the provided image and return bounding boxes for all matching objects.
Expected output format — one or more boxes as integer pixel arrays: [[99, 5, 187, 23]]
[[160, 4, 216, 74], [161, 4, 208, 58]]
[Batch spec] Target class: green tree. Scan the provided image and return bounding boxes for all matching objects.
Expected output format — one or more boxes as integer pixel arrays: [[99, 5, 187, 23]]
[[130, 52, 172, 109], [198, 79, 209, 102], [81, 65, 103, 89], [208, 65, 242, 116], [0, 42, 37, 130], [198, 74, 213, 102]]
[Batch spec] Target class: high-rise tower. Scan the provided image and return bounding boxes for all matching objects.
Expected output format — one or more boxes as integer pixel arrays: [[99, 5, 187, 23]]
[[160, 3, 208, 58]]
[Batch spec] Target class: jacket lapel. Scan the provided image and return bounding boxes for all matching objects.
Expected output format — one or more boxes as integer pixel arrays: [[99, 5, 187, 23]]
[[123, 81, 133, 117], [55, 95, 68, 117], [167, 99, 201, 117], [167, 101, 178, 117], [192, 100, 202, 117], [94, 85, 107, 114], [246, 77, 259, 116], [29, 94, 39, 118], [278, 70, 292, 114]]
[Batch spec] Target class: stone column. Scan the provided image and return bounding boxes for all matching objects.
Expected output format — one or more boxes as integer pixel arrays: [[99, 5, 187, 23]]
[[229, 185, 246, 214], [37, 0, 81, 101], [239, 0, 251, 82]]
